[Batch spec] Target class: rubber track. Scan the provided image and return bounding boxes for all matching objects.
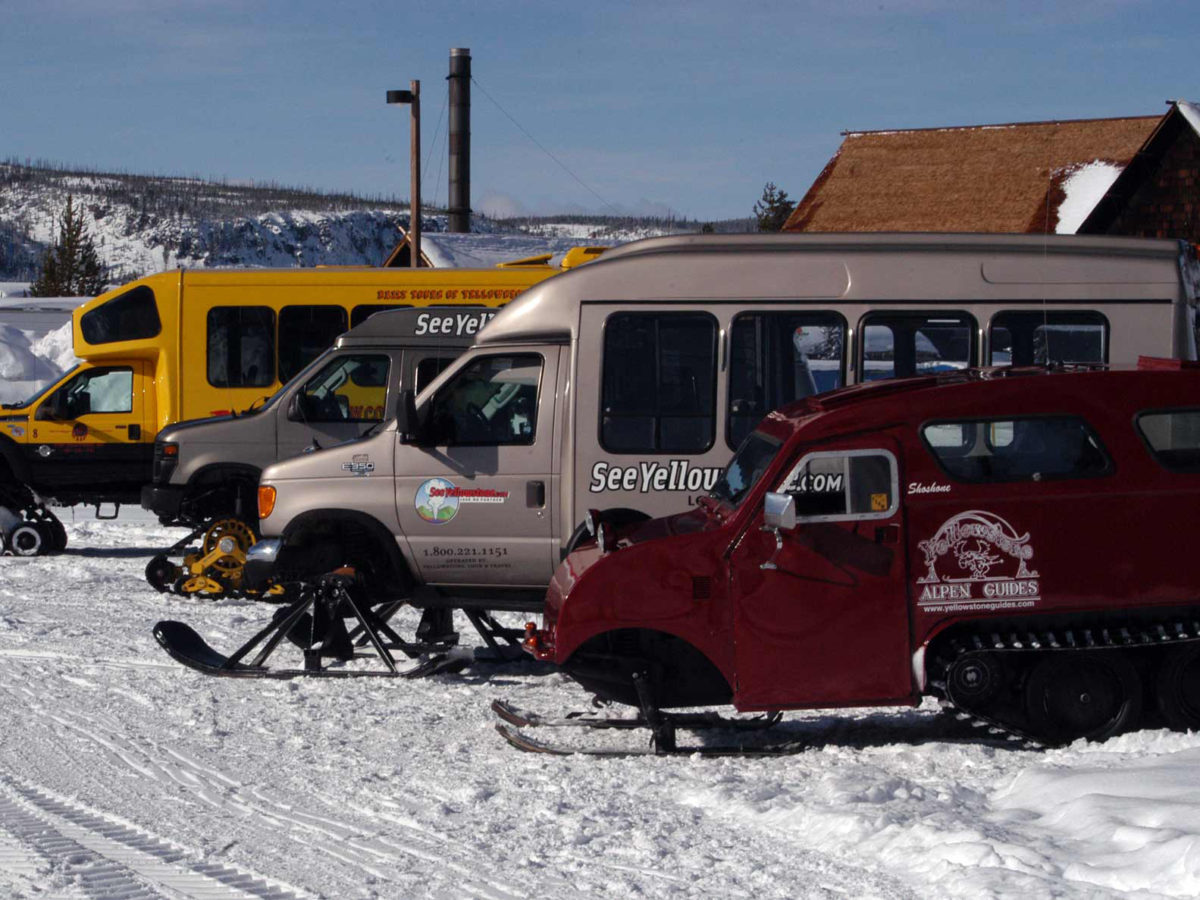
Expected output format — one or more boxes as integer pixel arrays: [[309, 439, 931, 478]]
[[926, 615, 1200, 746]]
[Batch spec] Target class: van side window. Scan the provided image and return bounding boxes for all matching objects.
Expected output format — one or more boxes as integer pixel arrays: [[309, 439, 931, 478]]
[[778, 450, 898, 521], [80, 286, 162, 345], [1136, 409, 1200, 471], [728, 312, 846, 448], [415, 353, 456, 393], [207, 307, 275, 388], [298, 354, 389, 422], [860, 312, 975, 381], [351, 304, 412, 328], [989, 311, 1108, 366], [601, 313, 717, 453], [922, 417, 1110, 482], [427, 354, 542, 446], [279, 306, 349, 383]]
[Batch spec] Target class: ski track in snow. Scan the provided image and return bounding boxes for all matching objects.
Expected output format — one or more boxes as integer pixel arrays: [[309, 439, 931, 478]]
[[3, 512, 1200, 897]]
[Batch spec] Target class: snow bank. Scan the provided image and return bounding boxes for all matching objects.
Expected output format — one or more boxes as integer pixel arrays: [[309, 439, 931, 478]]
[[0, 322, 74, 405]]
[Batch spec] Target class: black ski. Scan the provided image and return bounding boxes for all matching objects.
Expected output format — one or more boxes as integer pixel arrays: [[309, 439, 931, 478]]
[[491, 699, 781, 731], [494, 723, 807, 757], [154, 621, 469, 679]]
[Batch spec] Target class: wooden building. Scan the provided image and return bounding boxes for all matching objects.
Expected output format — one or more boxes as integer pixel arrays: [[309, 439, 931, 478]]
[[784, 101, 1200, 242]]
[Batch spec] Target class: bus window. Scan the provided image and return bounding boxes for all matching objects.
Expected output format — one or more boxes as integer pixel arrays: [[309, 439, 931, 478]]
[[279, 306, 349, 383], [80, 286, 161, 344], [988, 311, 1108, 366], [860, 312, 975, 381], [601, 312, 717, 453], [207, 307, 275, 388], [728, 312, 846, 448]]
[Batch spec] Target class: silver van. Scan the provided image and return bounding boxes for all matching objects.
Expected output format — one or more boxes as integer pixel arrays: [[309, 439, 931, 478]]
[[143, 307, 493, 530]]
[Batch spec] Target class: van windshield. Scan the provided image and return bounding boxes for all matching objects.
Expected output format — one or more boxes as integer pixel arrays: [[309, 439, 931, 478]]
[[710, 430, 783, 507]]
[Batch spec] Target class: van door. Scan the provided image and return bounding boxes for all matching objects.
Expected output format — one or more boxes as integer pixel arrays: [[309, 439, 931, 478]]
[[28, 362, 153, 499], [276, 352, 393, 459], [728, 436, 913, 710], [394, 346, 560, 587]]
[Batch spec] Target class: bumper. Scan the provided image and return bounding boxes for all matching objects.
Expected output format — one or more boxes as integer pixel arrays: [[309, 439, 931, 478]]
[[242, 538, 282, 590], [141, 483, 184, 518]]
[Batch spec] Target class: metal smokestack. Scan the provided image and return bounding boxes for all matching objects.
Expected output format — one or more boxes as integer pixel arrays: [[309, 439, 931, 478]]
[[448, 47, 471, 233]]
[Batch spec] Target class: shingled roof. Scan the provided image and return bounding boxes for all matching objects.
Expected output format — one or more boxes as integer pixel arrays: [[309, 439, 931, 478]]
[[783, 115, 1160, 234]]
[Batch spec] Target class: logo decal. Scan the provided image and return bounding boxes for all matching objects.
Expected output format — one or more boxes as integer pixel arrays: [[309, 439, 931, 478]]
[[7, 425, 23, 437], [908, 481, 951, 495], [916, 510, 1040, 612], [341, 454, 375, 477], [415, 478, 510, 524], [589, 460, 722, 494]]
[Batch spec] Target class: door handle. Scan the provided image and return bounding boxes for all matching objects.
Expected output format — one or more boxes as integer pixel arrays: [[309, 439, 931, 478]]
[[526, 481, 545, 508]]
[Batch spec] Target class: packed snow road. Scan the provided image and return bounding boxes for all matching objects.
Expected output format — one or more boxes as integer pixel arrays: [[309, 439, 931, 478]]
[[3, 512, 1200, 898]]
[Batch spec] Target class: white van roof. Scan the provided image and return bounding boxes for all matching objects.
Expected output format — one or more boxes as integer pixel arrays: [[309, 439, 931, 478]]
[[475, 232, 1186, 347]]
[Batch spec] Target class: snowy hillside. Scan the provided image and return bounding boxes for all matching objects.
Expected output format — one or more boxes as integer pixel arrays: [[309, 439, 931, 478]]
[[2, 511, 1200, 898], [0, 163, 695, 283]]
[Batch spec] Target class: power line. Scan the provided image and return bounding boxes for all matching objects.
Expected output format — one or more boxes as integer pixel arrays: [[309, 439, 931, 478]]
[[470, 76, 623, 216]]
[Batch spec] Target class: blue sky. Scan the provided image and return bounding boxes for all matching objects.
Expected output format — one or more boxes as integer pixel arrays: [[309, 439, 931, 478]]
[[4, 1, 1196, 221]]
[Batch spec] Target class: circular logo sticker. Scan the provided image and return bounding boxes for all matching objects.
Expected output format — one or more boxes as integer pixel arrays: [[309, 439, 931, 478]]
[[415, 478, 459, 524]]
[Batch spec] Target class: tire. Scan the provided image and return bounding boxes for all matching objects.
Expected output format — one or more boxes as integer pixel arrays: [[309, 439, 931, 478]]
[[1156, 644, 1200, 731], [1024, 652, 1141, 744], [8, 523, 44, 557]]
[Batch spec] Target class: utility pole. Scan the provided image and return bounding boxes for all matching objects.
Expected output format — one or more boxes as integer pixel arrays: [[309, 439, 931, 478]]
[[386, 80, 422, 267]]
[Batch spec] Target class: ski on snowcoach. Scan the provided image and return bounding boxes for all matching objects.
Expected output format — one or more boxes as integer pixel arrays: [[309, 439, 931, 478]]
[[154, 571, 530, 679]]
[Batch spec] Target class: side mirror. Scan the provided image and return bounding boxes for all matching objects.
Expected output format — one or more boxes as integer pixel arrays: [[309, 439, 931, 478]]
[[395, 389, 421, 443], [286, 392, 307, 422], [763, 491, 797, 531], [36, 391, 69, 421], [760, 492, 796, 572]]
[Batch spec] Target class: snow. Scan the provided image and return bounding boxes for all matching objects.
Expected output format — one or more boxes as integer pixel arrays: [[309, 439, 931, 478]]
[[0, 321, 77, 406], [2, 509, 1200, 898], [1056, 161, 1124, 234]]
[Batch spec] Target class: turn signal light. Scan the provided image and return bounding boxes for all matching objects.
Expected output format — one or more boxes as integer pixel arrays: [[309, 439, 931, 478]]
[[258, 485, 277, 520]]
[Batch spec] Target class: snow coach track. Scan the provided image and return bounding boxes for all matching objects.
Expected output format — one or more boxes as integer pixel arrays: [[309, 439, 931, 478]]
[[0, 774, 300, 899], [0, 660, 539, 899]]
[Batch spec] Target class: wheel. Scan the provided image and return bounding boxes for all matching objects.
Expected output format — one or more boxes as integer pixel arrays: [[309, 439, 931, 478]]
[[145, 555, 181, 593], [201, 518, 257, 579], [1156, 644, 1200, 731], [1024, 652, 1141, 744], [8, 523, 44, 557], [947, 652, 1004, 708]]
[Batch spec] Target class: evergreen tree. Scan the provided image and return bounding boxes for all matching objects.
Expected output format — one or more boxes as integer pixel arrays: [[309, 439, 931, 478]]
[[754, 182, 795, 233], [29, 195, 108, 297]]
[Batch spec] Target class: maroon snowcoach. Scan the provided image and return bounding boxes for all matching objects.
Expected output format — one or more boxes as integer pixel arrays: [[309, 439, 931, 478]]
[[513, 361, 1200, 751]]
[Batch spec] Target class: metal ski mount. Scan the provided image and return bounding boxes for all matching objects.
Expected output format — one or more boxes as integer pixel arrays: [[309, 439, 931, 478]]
[[154, 572, 531, 678], [0, 484, 67, 557], [145, 517, 280, 600], [493, 675, 803, 757]]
